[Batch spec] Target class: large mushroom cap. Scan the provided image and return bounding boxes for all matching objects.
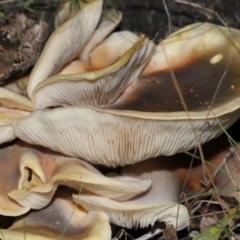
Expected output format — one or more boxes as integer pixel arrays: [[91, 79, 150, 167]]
[[12, 105, 239, 167], [73, 158, 189, 230], [11, 22, 240, 166]]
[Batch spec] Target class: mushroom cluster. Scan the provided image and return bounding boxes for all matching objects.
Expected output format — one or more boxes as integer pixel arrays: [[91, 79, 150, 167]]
[[1, 0, 240, 238]]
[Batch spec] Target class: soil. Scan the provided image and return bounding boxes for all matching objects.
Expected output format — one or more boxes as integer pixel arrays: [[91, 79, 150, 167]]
[[0, 3, 55, 83]]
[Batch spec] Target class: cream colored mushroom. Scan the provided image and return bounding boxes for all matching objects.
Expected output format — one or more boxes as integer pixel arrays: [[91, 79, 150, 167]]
[[27, 0, 104, 100], [54, 0, 79, 28], [11, 23, 240, 166], [28, 1, 151, 110], [8, 143, 151, 210], [73, 158, 189, 230], [2, 189, 111, 240]]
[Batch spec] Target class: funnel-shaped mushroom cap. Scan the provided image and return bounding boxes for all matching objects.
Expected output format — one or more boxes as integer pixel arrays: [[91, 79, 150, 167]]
[[13, 22, 240, 166], [27, 0, 103, 100], [73, 194, 189, 230], [31, 37, 154, 109], [9, 149, 151, 209], [3, 190, 111, 240], [0, 88, 32, 144]]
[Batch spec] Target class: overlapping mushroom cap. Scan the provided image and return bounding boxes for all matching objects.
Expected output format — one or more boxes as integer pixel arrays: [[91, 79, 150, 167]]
[[0, 141, 190, 233], [3, 0, 240, 236], [8, 22, 240, 166]]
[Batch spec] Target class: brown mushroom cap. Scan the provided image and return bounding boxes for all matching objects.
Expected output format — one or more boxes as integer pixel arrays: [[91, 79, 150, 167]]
[[78, 8, 122, 60]]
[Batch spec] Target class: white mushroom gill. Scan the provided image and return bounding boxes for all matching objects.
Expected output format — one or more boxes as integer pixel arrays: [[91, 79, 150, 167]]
[[0, 87, 33, 144], [12, 105, 240, 167], [73, 158, 189, 230], [31, 37, 155, 109]]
